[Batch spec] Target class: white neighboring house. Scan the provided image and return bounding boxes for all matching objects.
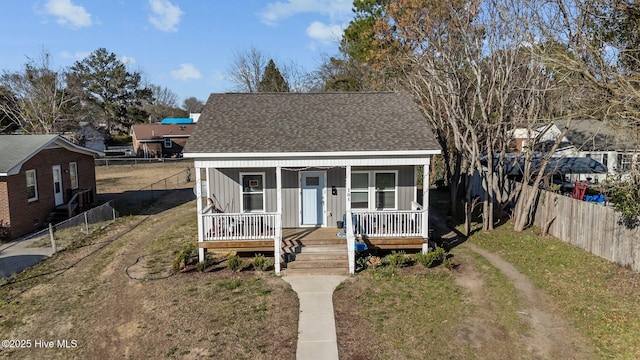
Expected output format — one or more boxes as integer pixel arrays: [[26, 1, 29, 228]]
[[513, 120, 640, 182]]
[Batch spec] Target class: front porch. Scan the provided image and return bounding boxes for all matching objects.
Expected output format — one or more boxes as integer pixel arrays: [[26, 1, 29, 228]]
[[198, 222, 427, 252], [197, 210, 429, 274]]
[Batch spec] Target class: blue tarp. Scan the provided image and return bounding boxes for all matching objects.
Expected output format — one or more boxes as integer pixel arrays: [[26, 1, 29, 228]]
[[160, 118, 193, 124], [484, 155, 607, 176]]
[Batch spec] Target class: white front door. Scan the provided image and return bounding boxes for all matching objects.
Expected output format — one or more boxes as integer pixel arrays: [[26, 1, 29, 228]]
[[52, 165, 64, 206], [300, 172, 325, 226]]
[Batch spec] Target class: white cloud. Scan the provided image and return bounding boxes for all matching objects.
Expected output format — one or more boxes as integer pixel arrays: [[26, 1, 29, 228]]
[[59, 50, 91, 61], [44, 0, 92, 29], [148, 0, 183, 32], [119, 55, 136, 66], [306, 21, 344, 44], [260, 0, 352, 26], [170, 64, 202, 81]]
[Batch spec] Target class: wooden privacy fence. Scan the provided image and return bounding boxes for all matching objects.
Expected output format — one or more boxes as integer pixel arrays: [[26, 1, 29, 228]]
[[532, 189, 640, 272]]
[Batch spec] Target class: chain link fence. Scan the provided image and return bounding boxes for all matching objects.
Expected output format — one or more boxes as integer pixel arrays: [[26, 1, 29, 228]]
[[95, 157, 191, 167], [115, 168, 194, 211], [21, 201, 118, 252]]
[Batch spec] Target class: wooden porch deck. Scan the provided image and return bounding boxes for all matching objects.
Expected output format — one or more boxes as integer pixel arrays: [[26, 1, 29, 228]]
[[199, 227, 426, 253]]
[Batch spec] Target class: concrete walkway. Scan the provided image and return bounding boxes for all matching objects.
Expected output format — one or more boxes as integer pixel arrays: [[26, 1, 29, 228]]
[[0, 238, 53, 278], [283, 275, 347, 360]]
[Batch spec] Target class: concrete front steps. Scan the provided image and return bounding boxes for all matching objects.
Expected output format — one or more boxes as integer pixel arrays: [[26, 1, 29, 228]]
[[283, 237, 349, 276]]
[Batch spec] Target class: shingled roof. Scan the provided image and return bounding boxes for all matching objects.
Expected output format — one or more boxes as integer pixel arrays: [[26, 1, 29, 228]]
[[184, 92, 440, 154], [0, 135, 102, 176], [555, 119, 640, 152]]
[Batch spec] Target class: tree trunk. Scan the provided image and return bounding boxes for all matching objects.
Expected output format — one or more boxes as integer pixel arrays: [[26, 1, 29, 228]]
[[464, 172, 474, 235], [449, 152, 462, 217], [513, 184, 539, 231]]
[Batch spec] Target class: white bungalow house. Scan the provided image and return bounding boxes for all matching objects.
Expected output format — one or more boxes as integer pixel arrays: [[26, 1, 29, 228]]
[[183, 92, 441, 274]]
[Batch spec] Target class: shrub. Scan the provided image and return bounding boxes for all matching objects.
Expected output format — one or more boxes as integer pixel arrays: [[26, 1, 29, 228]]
[[227, 254, 244, 272], [384, 251, 409, 268], [172, 243, 198, 271], [356, 255, 369, 272], [251, 253, 274, 271], [414, 247, 447, 268], [372, 265, 397, 278], [195, 262, 206, 272], [0, 220, 9, 242], [608, 172, 640, 228], [366, 256, 382, 269]]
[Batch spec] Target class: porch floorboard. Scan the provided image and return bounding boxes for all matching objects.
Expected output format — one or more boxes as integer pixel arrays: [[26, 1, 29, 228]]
[[200, 227, 426, 252]]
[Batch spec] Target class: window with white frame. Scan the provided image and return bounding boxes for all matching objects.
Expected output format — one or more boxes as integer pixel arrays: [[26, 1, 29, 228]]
[[617, 153, 634, 172], [241, 173, 265, 212], [69, 162, 78, 189], [26, 170, 38, 201], [164, 138, 172, 148], [350, 170, 398, 210], [351, 172, 369, 209], [375, 172, 397, 209]]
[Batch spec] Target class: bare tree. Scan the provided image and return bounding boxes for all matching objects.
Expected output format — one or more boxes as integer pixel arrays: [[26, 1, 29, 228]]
[[353, 0, 580, 233], [150, 84, 179, 108], [183, 96, 204, 113], [227, 47, 268, 93], [0, 50, 77, 134], [279, 61, 311, 93], [227, 47, 310, 93], [339, 0, 640, 232], [306, 54, 369, 92]]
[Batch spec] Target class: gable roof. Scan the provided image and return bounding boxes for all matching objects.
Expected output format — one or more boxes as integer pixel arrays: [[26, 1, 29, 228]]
[[184, 92, 440, 155], [0, 134, 103, 176], [131, 124, 195, 141], [554, 119, 640, 152]]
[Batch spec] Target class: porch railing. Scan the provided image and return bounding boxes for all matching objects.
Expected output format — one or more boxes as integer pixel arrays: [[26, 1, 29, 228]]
[[202, 212, 279, 241], [67, 189, 93, 217], [350, 210, 424, 237]]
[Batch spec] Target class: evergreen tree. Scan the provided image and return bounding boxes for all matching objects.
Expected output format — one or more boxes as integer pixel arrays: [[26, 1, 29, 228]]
[[67, 48, 152, 133], [258, 59, 290, 92]]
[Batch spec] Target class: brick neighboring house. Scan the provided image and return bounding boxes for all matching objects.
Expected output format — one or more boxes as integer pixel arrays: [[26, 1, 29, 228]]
[[131, 124, 195, 158], [0, 135, 103, 240]]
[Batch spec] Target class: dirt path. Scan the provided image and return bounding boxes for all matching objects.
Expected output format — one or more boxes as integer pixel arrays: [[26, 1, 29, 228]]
[[429, 210, 595, 359], [463, 242, 594, 359]]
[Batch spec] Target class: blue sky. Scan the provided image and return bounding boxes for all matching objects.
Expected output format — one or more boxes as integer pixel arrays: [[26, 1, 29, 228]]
[[0, 0, 355, 104]]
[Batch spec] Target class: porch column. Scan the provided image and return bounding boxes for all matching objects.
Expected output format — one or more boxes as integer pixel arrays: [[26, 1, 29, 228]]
[[346, 165, 355, 274], [422, 158, 431, 253], [274, 166, 282, 275], [196, 166, 205, 262]]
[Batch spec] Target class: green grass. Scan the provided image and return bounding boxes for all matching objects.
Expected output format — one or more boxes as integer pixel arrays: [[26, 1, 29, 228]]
[[27, 218, 116, 253], [335, 247, 532, 359], [0, 203, 298, 359], [470, 224, 640, 359], [334, 267, 469, 359], [456, 246, 527, 336], [143, 209, 198, 276]]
